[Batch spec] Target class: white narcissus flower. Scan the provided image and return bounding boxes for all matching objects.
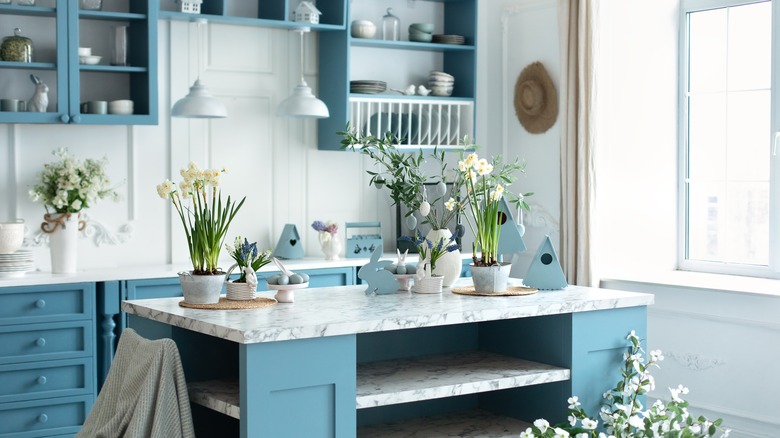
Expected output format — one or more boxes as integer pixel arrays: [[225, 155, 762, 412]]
[[157, 180, 174, 199], [533, 418, 550, 433], [444, 197, 457, 211], [568, 396, 581, 409], [179, 181, 192, 198], [463, 152, 478, 168], [458, 160, 467, 171], [582, 418, 598, 430]]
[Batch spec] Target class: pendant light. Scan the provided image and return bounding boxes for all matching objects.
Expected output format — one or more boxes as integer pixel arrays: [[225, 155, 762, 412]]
[[277, 27, 329, 119], [172, 19, 227, 119]]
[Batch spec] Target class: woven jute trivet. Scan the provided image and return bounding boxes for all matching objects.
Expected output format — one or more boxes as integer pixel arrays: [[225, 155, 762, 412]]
[[178, 297, 277, 310], [451, 285, 538, 297]]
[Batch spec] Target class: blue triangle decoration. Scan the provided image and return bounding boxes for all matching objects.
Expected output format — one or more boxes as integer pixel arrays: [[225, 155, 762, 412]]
[[271, 224, 304, 259], [523, 235, 567, 290], [497, 197, 526, 254], [358, 245, 400, 295]]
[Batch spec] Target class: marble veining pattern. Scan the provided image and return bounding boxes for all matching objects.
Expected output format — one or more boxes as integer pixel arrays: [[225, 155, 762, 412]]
[[122, 280, 653, 344], [356, 351, 570, 408], [357, 409, 532, 437], [188, 379, 240, 419]]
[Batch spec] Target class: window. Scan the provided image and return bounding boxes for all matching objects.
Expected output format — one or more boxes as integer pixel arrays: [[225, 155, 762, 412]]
[[680, 0, 779, 277]]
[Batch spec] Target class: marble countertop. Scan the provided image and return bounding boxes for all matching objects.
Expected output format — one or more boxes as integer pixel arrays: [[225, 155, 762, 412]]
[[0, 253, 441, 288], [122, 280, 654, 344]]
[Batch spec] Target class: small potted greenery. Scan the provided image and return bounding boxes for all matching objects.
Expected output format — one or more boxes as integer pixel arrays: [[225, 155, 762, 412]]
[[156, 162, 244, 304], [225, 236, 272, 300]]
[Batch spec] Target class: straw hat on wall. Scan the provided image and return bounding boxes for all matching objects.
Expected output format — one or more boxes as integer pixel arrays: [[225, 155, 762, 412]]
[[514, 61, 558, 134]]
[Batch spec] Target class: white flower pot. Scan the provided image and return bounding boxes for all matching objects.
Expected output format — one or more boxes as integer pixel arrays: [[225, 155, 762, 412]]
[[414, 275, 444, 294], [178, 271, 226, 304], [470, 263, 512, 293], [45, 213, 83, 274], [425, 229, 461, 288], [319, 232, 342, 261]]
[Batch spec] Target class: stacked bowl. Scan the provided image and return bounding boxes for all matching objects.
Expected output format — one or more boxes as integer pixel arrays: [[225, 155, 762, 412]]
[[429, 71, 454, 97], [409, 23, 433, 43]]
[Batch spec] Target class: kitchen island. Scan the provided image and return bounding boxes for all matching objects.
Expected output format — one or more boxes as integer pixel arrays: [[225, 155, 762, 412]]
[[122, 281, 653, 437]]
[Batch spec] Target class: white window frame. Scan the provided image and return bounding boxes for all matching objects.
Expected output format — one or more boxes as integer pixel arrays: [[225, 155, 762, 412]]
[[677, 0, 780, 278]]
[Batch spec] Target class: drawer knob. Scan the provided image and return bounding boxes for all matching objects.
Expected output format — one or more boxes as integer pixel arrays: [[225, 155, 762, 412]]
[[35, 337, 46, 347], [38, 414, 48, 423], [35, 299, 46, 309], [37, 376, 47, 385]]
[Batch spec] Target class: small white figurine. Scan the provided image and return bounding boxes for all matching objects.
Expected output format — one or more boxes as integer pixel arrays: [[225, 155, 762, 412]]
[[395, 249, 408, 274], [417, 85, 431, 96], [392, 85, 416, 96], [27, 74, 48, 113], [243, 266, 258, 291]]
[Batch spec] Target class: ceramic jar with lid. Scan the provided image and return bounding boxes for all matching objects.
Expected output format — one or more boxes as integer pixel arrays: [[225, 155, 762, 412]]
[[1, 28, 33, 62], [381, 8, 400, 41]]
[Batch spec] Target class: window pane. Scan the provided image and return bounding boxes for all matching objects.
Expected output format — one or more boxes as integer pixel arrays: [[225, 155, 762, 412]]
[[685, 2, 771, 267]]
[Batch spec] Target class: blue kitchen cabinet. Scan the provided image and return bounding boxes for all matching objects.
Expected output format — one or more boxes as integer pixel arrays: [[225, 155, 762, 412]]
[[0, 283, 96, 437], [0, 0, 158, 125]]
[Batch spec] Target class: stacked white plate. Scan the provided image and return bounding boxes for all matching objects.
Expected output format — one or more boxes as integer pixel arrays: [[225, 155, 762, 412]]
[[432, 34, 466, 45], [350, 80, 387, 94], [429, 71, 455, 97], [0, 249, 35, 278]]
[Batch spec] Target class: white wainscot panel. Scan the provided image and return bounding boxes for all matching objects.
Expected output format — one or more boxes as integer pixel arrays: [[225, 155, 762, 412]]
[[209, 24, 274, 74]]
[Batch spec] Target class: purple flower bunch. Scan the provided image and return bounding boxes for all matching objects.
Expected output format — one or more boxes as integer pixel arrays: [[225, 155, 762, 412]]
[[312, 220, 338, 235]]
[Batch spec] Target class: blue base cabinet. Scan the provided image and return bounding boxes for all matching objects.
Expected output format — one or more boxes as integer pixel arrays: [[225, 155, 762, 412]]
[[0, 283, 96, 437]]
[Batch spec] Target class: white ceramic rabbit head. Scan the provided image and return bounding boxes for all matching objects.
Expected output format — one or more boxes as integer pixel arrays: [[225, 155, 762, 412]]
[[27, 74, 49, 113], [396, 249, 408, 267]]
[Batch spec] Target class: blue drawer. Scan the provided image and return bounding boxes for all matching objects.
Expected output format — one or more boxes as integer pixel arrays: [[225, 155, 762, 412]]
[[0, 321, 92, 366], [0, 395, 91, 437], [0, 358, 93, 404], [0, 283, 94, 326]]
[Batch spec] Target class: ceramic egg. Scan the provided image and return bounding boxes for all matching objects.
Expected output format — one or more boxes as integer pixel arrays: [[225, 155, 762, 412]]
[[289, 274, 304, 284]]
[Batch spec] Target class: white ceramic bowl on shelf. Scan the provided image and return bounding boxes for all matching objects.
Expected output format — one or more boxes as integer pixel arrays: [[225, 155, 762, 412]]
[[108, 99, 134, 115], [0, 221, 24, 254], [78, 47, 92, 56], [351, 20, 376, 39], [79, 55, 101, 65], [429, 85, 454, 97]]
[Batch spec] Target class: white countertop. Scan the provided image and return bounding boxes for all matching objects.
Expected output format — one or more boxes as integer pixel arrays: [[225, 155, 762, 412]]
[[0, 254, 418, 288], [121, 280, 654, 344]]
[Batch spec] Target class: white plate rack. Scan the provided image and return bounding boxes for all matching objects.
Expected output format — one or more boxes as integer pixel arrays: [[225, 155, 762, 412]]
[[349, 97, 474, 149]]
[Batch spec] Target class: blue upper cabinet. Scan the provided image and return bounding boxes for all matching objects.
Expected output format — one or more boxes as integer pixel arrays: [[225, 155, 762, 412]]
[[317, 0, 478, 151], [0, 0, 158, 125]]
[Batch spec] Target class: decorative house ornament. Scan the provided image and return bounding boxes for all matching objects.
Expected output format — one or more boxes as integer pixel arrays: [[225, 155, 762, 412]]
[[177, 0, 202, 14], [292, 1, 321, 24], [514, 61, 558, 134], [497, 197, 526, 256], [271, 224, 304, 260], [346, 222, 383, 258], [358, 246, 400, 295], [523, 235, 567, 290]]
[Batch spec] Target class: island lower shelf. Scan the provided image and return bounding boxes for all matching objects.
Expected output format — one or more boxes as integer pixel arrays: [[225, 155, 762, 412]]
[[187, 350, 569, 430]]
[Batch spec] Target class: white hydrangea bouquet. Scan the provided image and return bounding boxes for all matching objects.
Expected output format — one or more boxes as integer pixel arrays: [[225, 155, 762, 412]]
[[520, 331, 729, 438], [29, 147, 118, 215]]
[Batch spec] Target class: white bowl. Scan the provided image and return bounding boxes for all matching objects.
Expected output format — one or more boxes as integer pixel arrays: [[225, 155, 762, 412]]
[[78, 47, 92, 56], [429, 86, 454, 97], [0, 221, 24, 254], [79, 55, 101, 65], [108, 99, 134, 115], [430, 70, 454, 80], [351, 20, 376, 39]]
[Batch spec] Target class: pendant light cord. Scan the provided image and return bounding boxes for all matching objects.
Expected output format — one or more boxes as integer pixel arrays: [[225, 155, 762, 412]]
[[195, 18, 206, 82], [298, 29, 306, 87]]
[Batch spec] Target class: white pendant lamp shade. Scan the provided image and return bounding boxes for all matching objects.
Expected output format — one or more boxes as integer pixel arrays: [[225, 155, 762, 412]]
[[171, 19, 227, 119], [277, 80, 329, 118], [277, 27, 329, 119], [172, 79, 227, 118]]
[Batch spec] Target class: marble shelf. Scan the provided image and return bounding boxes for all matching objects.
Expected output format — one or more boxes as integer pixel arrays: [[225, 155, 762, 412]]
[[356, 409, 533, 437], [187, 350, 569, 420], [356, 350, 570, 409]]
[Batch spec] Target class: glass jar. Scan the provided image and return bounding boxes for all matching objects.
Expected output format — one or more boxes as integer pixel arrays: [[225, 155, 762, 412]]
[[382, 8, 399, 41], [0, 28, 33, 62]]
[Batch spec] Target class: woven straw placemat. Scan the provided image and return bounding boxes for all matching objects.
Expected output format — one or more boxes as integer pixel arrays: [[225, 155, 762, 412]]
[[451, 285, 538, 297], [178, 297, 277, 310]]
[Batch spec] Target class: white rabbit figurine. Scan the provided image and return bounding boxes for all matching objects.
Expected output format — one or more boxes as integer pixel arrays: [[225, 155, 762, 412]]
[[395, 249, 408, 274], [27, 74, 48, 113]]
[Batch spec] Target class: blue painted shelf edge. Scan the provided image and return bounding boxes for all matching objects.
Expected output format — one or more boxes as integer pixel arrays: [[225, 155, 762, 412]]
[[0, 61, 56, 70], [78, 11, 147, 21], [350, 38, 475, 52], [0, 4, 56, 16]]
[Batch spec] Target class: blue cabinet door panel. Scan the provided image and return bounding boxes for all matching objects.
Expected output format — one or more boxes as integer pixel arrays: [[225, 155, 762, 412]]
[[0, 395, 92, 437], [0, 283, 94, 326], [0, 358, 92, 404], [0, 321, 92, 365]]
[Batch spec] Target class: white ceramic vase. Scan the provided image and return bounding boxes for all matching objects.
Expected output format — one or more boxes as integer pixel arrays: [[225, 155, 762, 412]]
[[470, 262, 512, 293], [320, 232, 342, 261], [425, 228, 461, 288], [45, 213, 82, 274], [178, 271, 226, 304]]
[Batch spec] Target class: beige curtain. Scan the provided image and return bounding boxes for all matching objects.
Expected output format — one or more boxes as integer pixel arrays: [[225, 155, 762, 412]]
[[558, 0, 599, 287]]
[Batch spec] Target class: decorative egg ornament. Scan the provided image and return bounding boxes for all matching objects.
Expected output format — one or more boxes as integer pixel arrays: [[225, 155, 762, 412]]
[[419, 201, 431, 217]]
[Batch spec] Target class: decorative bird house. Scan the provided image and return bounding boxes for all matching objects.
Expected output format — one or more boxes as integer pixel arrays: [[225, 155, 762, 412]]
[[177, 0, 202, 14], [497, 197, 527, 256], [523, 235, 567, 290], [271, 224, 304, 260], [292, 1, 321, 24]]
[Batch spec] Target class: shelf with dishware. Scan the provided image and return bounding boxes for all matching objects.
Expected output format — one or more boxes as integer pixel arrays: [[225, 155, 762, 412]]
[[348, 95, 474, 150], [0, 0, 158, 125], [158, 0, 346, 31], [318, 0, 477, 150]]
